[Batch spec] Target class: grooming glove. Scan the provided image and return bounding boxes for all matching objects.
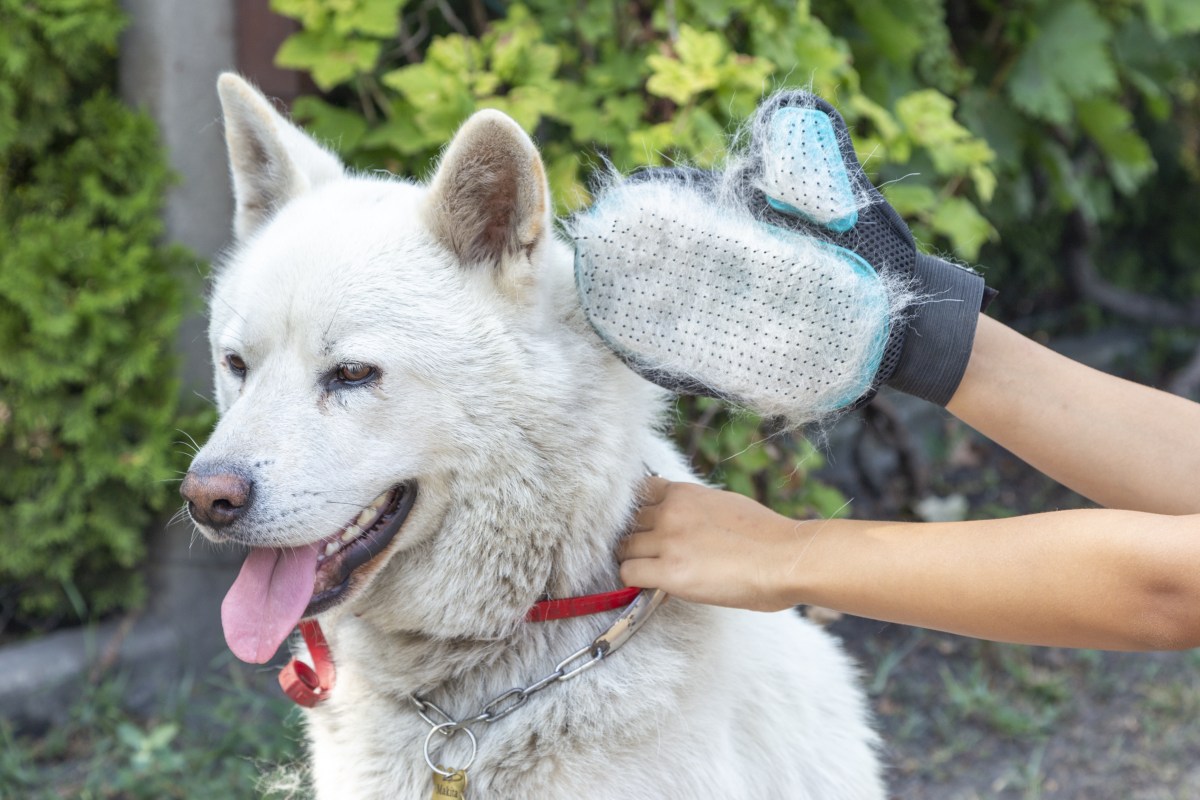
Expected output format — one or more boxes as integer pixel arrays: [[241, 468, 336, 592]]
[[571, 91, 991, 424]]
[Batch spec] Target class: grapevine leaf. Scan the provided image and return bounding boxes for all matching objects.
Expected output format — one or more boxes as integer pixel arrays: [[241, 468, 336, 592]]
[[1008, 2, 1117, 125]]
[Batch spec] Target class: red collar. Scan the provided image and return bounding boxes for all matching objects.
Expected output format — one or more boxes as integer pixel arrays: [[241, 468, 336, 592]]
[[525, 586, 640, 622], [279, 587, 642, 707]]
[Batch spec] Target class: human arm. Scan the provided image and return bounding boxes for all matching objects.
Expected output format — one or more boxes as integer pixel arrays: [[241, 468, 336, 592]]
[[947, 314, 1200, 515], [619, 317, 1200, 649], [619, 478, 1200, 650]]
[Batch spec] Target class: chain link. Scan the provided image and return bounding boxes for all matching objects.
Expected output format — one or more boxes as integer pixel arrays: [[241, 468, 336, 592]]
[[409, 642, 605, 739], [408, 588, 665, 767]]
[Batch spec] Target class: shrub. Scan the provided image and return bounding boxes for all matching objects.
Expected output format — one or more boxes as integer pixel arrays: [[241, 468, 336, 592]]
[[0, 0, 202, 626]]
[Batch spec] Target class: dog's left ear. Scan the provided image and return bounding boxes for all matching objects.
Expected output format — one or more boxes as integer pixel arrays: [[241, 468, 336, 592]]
[[424, 110, 550, 298]]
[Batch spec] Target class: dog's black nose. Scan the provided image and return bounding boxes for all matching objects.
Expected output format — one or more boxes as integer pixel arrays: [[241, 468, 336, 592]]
[[180, 467, 254, 529]]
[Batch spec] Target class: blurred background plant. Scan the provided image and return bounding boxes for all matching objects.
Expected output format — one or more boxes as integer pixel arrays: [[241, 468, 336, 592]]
[[0, 0, 208, 631]]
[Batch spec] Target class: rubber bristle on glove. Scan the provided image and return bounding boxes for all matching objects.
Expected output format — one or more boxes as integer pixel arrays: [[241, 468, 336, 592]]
[[571, 175, 915, 425]]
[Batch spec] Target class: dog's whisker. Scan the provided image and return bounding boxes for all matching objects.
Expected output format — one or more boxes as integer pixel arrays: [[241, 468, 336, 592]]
[[191, 389, 216, 408], [175, 429, 205, 454]]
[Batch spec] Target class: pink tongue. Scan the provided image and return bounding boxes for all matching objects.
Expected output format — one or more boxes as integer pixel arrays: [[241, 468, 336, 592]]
[[221, 545, 319, 664]]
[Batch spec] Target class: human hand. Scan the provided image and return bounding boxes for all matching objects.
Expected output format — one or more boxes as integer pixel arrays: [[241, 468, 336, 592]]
[[618, 477, 809, 613]]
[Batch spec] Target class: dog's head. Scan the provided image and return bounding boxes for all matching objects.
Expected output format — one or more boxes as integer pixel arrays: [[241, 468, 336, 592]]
[[181, 74, 601, 664]]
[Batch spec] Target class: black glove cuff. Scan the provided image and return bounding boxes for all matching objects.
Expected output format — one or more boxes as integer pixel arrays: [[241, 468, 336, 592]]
[[886, 253, 988, 406]]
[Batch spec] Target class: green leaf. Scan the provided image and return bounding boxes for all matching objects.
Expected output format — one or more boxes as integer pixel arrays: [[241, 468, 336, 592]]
[[685, 0, 741, 28], [489, 6, 560, 85], [804, 482, 851, 519], [544, 146, 586, 214], [1008, 2, 1117, 125], [1075, 97, 1156, 194], [646, 26, 726, 105], [895, 89, 996, 199], [928, 197, 995, 261], [275, 29, 380, 90], [331, 0, 405, 38], [1142, 0, 1200, 35], [848, 0, 924, 66], [270, 0, 330, 30], [883, 183, 937, 217], [292, 96, 369, 154], [724, 470, 755, 498], [483, 84, 556, 132]]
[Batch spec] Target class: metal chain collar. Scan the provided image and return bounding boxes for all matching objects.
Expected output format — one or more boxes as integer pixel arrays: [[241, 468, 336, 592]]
[[412, 587, 666, 776]]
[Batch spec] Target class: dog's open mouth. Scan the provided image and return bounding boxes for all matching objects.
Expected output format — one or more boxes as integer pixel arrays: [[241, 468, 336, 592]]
[[220, 482, 417, 665], [308, 482, 418, 613]]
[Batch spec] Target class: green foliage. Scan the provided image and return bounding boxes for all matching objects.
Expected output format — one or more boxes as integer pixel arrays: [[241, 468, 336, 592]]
[[0, 669, 304, 798], [937, 645, 1069, 738], [0, 0, 204, 624], [676, 398, 850, 520], [934, 0, 1200, 321], [270, 0, 997, 259]]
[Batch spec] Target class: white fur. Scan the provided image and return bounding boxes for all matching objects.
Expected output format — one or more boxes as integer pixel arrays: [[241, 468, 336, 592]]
[[193, 74, 884, 799]]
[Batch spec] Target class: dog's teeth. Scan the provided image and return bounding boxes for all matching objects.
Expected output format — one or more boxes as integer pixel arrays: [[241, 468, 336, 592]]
[[324, 541, 339, 557], [341, 524, 362, 543], [356, 507, 376, 527]]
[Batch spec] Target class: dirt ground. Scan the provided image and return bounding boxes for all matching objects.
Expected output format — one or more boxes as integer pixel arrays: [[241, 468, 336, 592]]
[[835, 619, 1200, 799], [820, 418, 1200, 800]]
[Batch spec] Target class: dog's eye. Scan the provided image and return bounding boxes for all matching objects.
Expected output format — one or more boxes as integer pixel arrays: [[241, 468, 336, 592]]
[[335, 363, 377, 385], [227, 354, 247, 378]]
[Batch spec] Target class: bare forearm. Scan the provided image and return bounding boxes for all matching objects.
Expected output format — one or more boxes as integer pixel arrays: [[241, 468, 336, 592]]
[[790, 510, 1200, 650], [621, 481, 1200, 649], [947, 315, 1200, 514]]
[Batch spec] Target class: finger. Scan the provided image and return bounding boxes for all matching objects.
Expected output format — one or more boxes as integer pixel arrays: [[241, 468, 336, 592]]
[[635, 475, 671, 507], [619, 558, 661, 591], [631, 503, 657, 533], [617, 531, 658, 562]]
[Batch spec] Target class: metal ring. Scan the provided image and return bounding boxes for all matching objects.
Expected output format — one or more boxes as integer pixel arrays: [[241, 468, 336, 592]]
[[423, 722, 477, 777]]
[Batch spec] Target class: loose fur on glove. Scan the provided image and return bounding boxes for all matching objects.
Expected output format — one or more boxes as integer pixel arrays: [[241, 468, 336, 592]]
[[571, 91, 918, 426]]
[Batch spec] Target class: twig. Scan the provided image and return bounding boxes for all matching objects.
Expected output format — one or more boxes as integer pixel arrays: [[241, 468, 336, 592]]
[[685, 401, 724, 461], [395, 13, 427, 65], [1062, 210, 1200, 327], [88, 610, 141, 685], [436, 0, 471, 37], [468, 0, 488, 35], [664, 0, 679, 41]]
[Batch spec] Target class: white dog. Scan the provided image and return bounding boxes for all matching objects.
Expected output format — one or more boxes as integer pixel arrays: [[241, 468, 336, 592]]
[[181, 73, 883, 799]]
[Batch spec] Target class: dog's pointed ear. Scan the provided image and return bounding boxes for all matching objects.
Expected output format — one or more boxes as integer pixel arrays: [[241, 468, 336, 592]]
[[424, 110, 550, 297], [217, 73, 343, 241]]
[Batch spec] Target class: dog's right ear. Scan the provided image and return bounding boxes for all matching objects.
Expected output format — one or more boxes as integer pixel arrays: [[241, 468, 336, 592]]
[[217, 73, 343, 241], [423, 109, 550, 301]]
